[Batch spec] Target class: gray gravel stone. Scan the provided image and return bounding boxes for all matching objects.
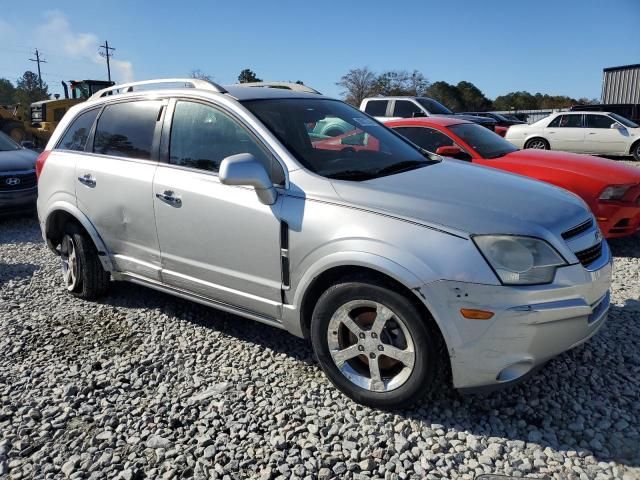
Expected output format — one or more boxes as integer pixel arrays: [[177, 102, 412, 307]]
[[1, 198, 640, 479]]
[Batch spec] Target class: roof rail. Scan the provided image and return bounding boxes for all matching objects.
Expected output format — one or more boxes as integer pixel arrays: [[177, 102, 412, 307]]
[[238, 81, 321, 94], [90, 78, 228, 100]]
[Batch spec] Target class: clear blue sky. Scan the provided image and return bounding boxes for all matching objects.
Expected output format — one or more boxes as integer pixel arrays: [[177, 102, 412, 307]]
[[1, 0, 639, 101]]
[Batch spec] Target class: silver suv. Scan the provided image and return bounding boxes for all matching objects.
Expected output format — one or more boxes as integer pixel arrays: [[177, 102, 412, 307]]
[[36, 79, 612, 408]]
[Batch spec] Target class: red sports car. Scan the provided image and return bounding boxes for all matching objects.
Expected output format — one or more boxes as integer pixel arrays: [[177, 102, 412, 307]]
[[386, 117, 640, 238]]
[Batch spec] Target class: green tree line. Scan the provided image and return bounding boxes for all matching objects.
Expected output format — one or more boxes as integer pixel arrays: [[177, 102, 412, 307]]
[[0, 71, 50, 107], [336, 67, 598, 111]]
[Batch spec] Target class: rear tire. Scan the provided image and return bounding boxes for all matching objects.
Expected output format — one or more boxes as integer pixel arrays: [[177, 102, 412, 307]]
[[524, 137, 549, 150], [310, 278, 446, 409], [632, 141, 640, 162], [60, 223, 110, 299]]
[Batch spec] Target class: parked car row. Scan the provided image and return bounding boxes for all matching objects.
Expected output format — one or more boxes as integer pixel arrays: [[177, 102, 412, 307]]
[[34, 78, 615, 408]]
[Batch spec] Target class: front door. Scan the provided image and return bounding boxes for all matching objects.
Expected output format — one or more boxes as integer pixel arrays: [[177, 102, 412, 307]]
[[153, 99, 285, 319], [75, 99, 164, 280], [583, 114, 629, 154]]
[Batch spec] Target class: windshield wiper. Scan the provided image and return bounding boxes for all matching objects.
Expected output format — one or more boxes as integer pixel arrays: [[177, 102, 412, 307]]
[[485, 152, 508, 159], [376, 159, 434, 177], [327, 170, 376, 181]]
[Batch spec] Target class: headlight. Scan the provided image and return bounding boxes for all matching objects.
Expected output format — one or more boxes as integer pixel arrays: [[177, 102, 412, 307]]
[[473, 235, 567, 285], [599, 185, 632, 201]]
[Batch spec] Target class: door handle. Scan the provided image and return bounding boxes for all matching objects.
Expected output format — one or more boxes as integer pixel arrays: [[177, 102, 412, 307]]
[[77, 174, 96, 187], [155, 190, 182, 207], [588, 132, 597, 135]]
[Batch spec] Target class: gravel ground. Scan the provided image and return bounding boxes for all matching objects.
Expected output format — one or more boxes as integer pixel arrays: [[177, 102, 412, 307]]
[[1, 167, 639, 479]]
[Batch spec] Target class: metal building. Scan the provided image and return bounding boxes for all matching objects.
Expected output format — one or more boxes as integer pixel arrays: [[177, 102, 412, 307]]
[[601, 64, 640, 104]]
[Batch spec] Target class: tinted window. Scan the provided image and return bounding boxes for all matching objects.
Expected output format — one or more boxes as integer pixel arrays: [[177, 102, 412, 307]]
[[392, 126, 454, 152], [93, 101, 162, 160], [0, 132, 20, 152], [393, 100, 423, 118], [585, 114, 615, 128], [610, 113, 639, 128], [449, 123, 519, 159], [364, 100, 388, 116], [169, 101, 284, 183], [548, 114, 582, 128], [58, 108, 100, 152], [416, 98, 453, 114]]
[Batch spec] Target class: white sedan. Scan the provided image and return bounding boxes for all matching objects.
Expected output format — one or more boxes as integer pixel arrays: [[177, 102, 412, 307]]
[[505, 111, 640, 160]]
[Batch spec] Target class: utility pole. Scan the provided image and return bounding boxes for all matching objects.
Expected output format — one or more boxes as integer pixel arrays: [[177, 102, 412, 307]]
[[98, 40, 115, 82], [29, 49, 47, 90]]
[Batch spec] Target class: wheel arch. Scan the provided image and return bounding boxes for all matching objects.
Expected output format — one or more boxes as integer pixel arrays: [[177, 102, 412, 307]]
[[291, 259, 450, 361], [43, 202, 114, 271], [630, 139, 640, 156], [524, 136, 549, 149]]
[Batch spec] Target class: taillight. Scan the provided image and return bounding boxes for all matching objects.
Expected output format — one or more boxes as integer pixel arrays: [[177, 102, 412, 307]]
[[35, 150, 51, 180]]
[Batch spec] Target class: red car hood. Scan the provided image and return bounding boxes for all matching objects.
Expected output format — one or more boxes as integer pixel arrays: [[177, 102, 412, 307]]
[[495, 149, 640, 184]]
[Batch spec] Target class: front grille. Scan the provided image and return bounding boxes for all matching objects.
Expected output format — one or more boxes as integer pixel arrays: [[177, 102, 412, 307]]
[[575, 242, 602, 267], [562, 219, 593, 240], [0, 171, 37, 191]]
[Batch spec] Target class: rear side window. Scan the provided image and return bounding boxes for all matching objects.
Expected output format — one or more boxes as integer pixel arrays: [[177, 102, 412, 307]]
[[584, 114, 615, 128], [364, 100, 388, 116], [393, 100, 423, 118], [93, 101, 162, 160], [548, 114, 582, 128], [57, 108, 100, 152]]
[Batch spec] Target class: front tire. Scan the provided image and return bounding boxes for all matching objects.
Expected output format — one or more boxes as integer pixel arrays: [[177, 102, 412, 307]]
[[524, 137, 549, 150], [632, 141, 640, 162], [310, 279, 445, 409], [60, 223, 110, 299]]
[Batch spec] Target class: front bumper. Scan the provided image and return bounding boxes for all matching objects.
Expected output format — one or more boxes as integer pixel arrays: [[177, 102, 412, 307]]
[[0, 188, 37, 215], [595, 201, 640, 238], [422, 241, 612, 390]]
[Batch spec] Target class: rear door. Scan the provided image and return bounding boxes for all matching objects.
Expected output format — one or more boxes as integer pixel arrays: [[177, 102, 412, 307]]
[[152, 98, 284, 318], [545, 114, 586, 152], [363, 99, 389, 119], [583, 114, 629, 154], [75, 99, 165, 280]]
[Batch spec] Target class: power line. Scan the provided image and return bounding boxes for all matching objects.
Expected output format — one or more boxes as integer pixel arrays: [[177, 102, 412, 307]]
[[98, 40, 115, 82], [29, 49, 47, 90]]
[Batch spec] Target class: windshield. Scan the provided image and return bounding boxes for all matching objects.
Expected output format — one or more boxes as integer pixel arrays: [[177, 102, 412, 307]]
[[416, 98, 453, 115], [610, 113, 639, 128], [242, 98, 438, 181], [0, 132, 21, 152], [449, 123, 518, 159]]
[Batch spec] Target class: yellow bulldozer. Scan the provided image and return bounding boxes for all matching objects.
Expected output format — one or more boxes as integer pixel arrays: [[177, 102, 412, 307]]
[[0, 104, 29, 143], [28, 79, 114, 146]]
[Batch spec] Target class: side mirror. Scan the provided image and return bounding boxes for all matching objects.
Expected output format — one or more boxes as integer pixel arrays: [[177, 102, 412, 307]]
[[21, 140, 34, 149], [219, 153, 278, 205], [436, 145, 471, 161], [436, 145, 463, 157], [610, 123, 625, 130], [412, 111, 427, 118]]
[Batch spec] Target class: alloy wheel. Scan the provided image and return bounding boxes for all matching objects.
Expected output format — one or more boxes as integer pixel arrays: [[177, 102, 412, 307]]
[[326, 300, 416, 392], [60, 235, 79, 291], [527, 139, 547, 149]]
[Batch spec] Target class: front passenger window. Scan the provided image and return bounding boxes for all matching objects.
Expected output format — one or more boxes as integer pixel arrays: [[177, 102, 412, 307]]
[[169, 101, 284, 184]]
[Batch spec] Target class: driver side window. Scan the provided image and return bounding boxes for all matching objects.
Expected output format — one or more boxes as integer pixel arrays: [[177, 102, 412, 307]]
[[393, 126, 453, 151], [169, 101, 285, 184]]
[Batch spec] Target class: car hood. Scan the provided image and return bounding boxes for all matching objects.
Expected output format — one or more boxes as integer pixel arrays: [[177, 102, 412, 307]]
[[0, 148, 38, 171], [331, 159, 589, 238], [499, 149, 640, 184]]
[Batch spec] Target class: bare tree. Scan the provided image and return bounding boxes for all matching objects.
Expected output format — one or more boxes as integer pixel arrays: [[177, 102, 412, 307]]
[[336, 67, 376, 106], [190, 69, 214, 82]]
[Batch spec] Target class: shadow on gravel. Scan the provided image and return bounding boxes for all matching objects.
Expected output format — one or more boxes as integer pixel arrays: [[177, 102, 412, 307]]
[[609, 233, 640, 258], [0, 262, 39, 285], [101, 282, 316, 367], [99, 282, 639, 467]]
